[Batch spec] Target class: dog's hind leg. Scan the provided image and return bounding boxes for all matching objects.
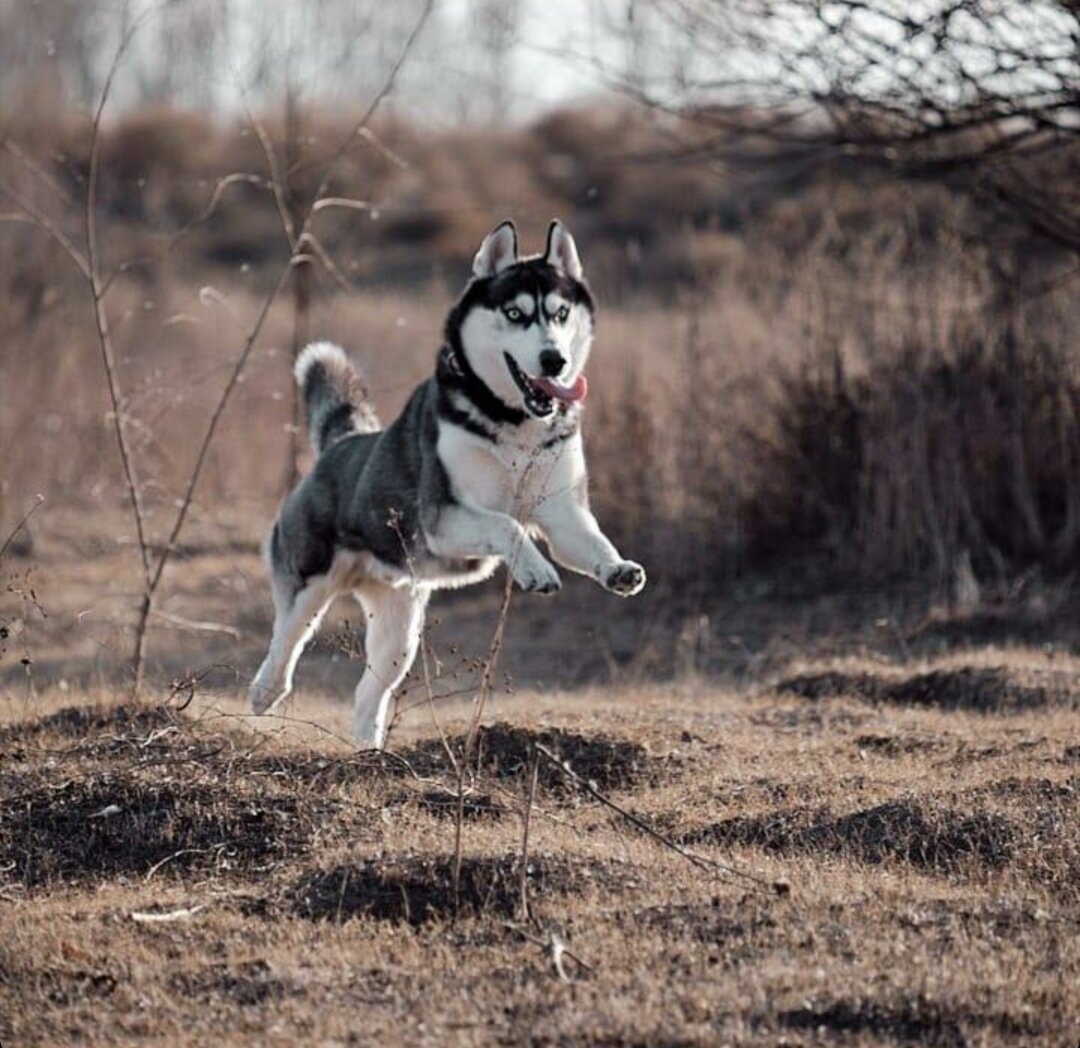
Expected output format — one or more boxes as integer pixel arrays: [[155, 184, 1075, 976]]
[[351, 583, 428, 749], [249, 571, 336, 715]]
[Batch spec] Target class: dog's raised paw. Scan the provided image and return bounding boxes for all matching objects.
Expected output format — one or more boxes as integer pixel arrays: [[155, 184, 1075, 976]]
[[514, 559, 562, 595], [605, 561, 646, 596], [248, 680, 281, 715]]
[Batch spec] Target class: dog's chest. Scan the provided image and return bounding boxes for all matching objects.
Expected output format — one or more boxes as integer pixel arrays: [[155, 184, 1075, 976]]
[[437, 422, 584, 517]]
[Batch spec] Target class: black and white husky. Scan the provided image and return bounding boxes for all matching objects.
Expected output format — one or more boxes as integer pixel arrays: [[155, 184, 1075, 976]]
[[249, 220, 646, 748]]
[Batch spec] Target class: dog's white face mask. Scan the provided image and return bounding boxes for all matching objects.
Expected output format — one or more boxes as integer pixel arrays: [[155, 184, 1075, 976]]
[[457, 221, 594, 419]]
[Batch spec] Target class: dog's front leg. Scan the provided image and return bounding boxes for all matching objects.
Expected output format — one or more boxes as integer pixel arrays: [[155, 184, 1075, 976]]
[[426, 503, 561, 593], [533, 491, 646, 596]]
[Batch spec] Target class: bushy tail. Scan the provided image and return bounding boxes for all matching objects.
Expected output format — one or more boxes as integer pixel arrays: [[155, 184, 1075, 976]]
[[294, 342, 379, 455]]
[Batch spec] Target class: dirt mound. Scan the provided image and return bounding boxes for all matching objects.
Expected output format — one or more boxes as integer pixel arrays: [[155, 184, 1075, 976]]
[[778, 997, 1045, 1046], [779, 998, 965, 1046], [290, 853, 623, 925], [974, 776, 1078, 804], [21, 967, 120, 1009], [686, 800, 1013, 873], [854, 733, 945, 757], [416, 789, 506, 820], [963, 776, 1080, 887], [1, 773, 335, 887], [402, 723, 660, 795], [631, 896, 780, 963], [0, 703, 175, 748], [170, 960, 295, 1006], [776, 666, 1070, 712]]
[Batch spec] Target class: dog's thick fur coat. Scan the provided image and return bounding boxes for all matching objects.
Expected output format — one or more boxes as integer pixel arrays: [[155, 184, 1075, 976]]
[[249, 221, 645, 747]]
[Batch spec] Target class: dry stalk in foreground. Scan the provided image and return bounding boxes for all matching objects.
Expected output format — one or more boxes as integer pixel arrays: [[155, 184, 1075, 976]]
[[0, 0, 434, 695], [534, 743, 784, 895]]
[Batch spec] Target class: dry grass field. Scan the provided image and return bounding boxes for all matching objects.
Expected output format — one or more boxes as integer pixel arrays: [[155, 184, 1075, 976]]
[[2, 511, 1080, 1046], [3, 71, 1079, 1048]]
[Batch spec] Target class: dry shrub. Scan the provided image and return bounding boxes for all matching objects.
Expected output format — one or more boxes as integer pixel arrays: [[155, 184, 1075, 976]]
[[745, 323, 1080, 581]]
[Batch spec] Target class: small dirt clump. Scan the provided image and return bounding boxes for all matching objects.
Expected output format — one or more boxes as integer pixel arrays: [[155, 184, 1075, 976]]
[[290, 853, 624, 924], [777, 666, 1072, 713], [685, 800, 1014, 873], [401, 722, 661, 796]]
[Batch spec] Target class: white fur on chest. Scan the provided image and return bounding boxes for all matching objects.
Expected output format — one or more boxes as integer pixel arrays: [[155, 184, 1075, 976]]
[[436, 419, 585, 520]]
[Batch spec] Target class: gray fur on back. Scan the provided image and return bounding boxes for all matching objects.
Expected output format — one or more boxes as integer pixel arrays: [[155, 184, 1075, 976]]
[[271, 373, 466, 598]]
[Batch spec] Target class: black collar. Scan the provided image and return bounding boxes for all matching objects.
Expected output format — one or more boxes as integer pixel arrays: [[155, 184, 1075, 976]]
[[436, 343, 526, 427]]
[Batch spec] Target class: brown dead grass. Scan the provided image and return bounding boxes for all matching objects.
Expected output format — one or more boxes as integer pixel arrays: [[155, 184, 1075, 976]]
[[1, 662, 1078, 1047]]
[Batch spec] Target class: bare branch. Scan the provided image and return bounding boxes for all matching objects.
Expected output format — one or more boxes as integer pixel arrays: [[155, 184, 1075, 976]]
[[0, 495, 45, 563]]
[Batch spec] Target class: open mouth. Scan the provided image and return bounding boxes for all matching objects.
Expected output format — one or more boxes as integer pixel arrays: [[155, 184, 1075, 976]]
[[503, 353, 588, 418]]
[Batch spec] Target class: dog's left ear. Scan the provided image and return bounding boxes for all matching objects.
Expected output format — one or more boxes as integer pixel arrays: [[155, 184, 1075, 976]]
[[544, 220, 583, 280], [473, 220, 519, 278]]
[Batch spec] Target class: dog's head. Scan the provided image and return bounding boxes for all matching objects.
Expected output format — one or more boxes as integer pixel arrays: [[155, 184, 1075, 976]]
[[448, 220, 594, 419]]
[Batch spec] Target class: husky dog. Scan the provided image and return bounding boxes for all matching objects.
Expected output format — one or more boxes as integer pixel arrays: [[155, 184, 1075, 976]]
[[249, 220, 646, 748]]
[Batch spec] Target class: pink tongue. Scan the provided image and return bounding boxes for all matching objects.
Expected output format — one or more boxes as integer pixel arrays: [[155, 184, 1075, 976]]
[[534, 374, 588, 403]]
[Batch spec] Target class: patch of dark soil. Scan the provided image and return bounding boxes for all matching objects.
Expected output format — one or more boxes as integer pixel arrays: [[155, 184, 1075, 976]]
[[776, 670, 885, 702], [685, 800, 1014, 873], [963, 777, 1080, 886], [401, 723, 663, 796], [1, 773, 335, 887], [777, 666, 1071, 712], [170, 960, 294, 1006], [854, 733, 945, 757], [29, 967, 119, 1008], [416, 789, 506, 820], [896, 897, 1077, 945], [244, 751, 393, 788], [778, 999, 963, 1046], [973, 775, 1078, 804], [290, 853, 626, 925], [778, 997, 1045, 1046], [748, 704, 873, 732], [0, 704, 175, 748], [532, 1038, 702, 1048], [629, 896, 781, 966]]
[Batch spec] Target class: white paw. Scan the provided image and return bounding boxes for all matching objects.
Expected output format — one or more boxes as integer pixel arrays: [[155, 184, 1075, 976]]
[[248, 677, 287, 715], [604, 560, 646, 597], [352, 722, 386, 751], [513, 554, 562, 595]]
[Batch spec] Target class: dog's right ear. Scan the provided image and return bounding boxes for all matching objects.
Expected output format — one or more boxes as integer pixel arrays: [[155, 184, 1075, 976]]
[[472, 221, 518, 278]]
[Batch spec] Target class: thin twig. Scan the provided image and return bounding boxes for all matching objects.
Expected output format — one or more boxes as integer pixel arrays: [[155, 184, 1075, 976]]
[[0, 494, 44, 562], [453, 568, 515, 912], [149, 609, 241, 639], [127, 0, 435, 694], [1, 0, 434, 700], [519, 746, 540, 922], [534, 743, 779, 892], [297, 0, 434, 244], [504, 922, 595, 980], [85, 6, 161, 599], [0, 182, 90, 280]]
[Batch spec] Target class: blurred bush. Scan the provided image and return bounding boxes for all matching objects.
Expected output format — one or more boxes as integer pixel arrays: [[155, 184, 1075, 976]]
[[1, 103, 1076, 594]]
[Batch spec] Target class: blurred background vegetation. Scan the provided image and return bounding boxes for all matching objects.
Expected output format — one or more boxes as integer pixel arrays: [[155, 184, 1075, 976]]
[[1, 0, 1078, 611]]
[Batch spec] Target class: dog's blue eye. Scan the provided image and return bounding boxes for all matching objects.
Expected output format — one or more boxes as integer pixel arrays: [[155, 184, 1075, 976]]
[[505, 308, 522, 322], [556, 306, 570, 323]]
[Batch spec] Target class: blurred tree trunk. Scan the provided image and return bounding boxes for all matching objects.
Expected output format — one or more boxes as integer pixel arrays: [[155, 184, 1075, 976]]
[[283, 85, 312, 495]]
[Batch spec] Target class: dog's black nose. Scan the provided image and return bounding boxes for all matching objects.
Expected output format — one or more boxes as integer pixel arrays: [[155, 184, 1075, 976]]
[[539, 349, 567, 377]]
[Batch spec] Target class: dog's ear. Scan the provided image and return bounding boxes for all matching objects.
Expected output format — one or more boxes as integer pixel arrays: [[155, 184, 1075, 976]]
[[472, 221, 518, 278], [544, 220, 583, 280]]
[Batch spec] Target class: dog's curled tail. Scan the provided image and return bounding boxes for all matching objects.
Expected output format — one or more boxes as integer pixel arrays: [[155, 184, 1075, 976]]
[[294, 342, 380, 454]]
